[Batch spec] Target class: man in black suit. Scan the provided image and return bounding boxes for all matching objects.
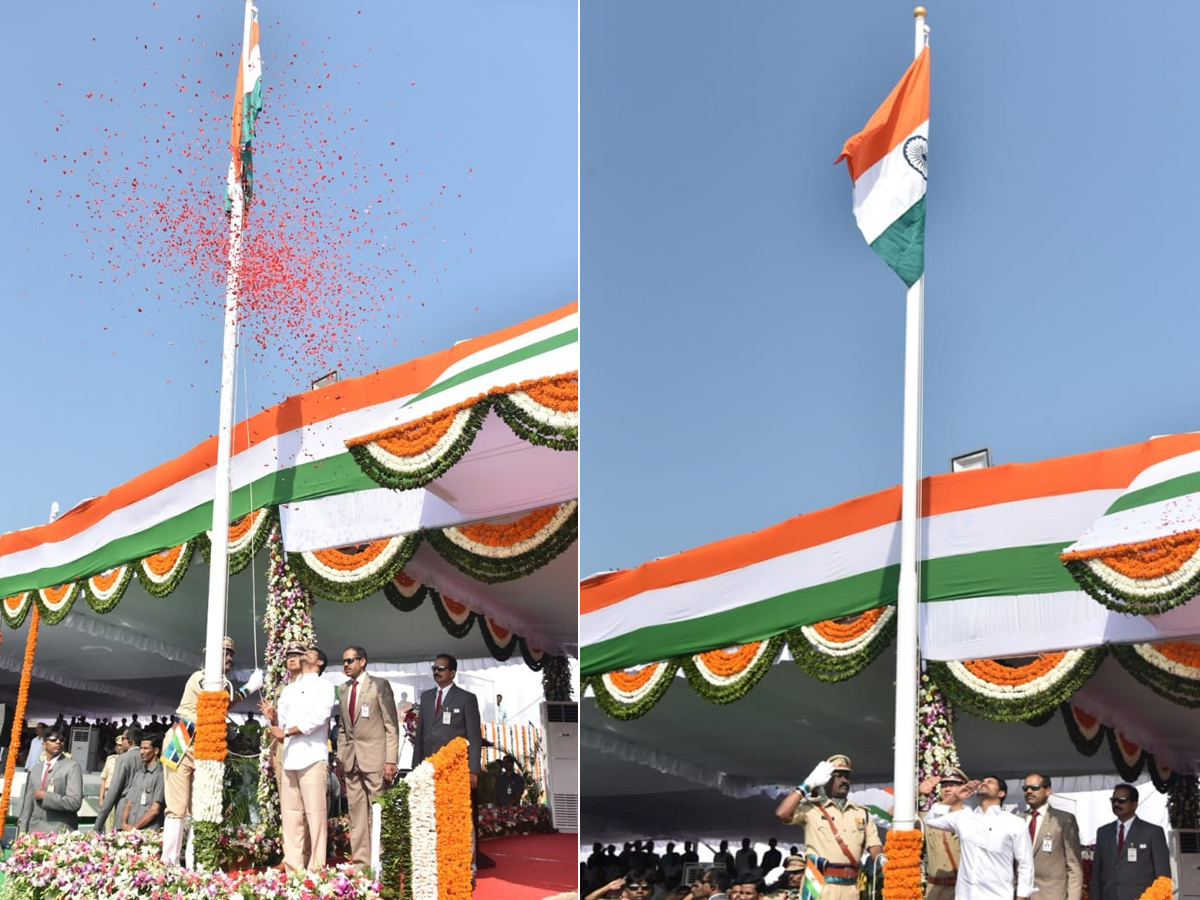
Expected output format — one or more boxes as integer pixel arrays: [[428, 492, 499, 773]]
[[412, 652, 482, 785], [1091, 783, 1170, 900]]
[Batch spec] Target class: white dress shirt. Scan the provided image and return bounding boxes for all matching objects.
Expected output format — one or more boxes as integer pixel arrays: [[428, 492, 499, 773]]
[[924, 803, 1035, 900], [278, 672, 335, 770]]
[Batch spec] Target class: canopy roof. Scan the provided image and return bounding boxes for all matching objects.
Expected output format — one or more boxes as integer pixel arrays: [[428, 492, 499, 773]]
[[0, 303, 579, 718], [580, 433, 1200, 834]]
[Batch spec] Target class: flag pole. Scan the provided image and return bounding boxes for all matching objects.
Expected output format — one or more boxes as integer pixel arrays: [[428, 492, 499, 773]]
[[203, 0, 255, 692], [891, 5, 928, 833]]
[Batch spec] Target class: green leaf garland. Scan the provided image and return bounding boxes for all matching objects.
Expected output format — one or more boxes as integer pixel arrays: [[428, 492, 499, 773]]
[[384, 578, 430, 613], [33, 583, 80, 626], [192, 820, 220, 872], [490, 393, 579, 451], [1060, 702, 1106, 756], [429, 591, 477, 639], [348, 402, 490, 491], [681, 636, 783, 705], [590, 659, 680, 720], [926, 649, 1103, 723], [785, 609, 897, 682], [81, 565, 135, 615], [289, 535, 420, 603], [197, 506, 278, 575], [425, 504, 577, 584], [136, 541, 195, 599], [1062, 556, 1200, 616], [1167, 775, 1199, 829], [1108, 728, 1148, 783], [541, 654, 574, 702], [378, 778, 413, 900], [478, 618, 518, 661], [1109, 643, 1200, 708], [519, 640, 547, 672], [0, 592, 31, 629]]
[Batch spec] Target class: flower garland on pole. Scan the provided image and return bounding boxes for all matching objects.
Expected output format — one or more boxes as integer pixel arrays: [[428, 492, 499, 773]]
[[1167, 775, 1199, 830], [256, 525, 317, 831], [881, 828, 923, 900], [0, 607, 39, 825], [191, 689, 229, 870], [1135, 877, 1174, 900], [542, 654, 573, 702], [916, 671, 961, 809]]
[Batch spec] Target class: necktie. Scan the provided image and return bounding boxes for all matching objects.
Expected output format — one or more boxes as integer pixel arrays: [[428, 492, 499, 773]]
[[434, 689, 444, 719], [348, 678, 358, 724], [40, 762, 51, 790], [1029, 809, 1038, 842], [1117, 822, 1126, 855]]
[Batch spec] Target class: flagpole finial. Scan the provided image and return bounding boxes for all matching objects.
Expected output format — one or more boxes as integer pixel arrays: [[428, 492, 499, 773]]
[[914, 6, 927, 17]]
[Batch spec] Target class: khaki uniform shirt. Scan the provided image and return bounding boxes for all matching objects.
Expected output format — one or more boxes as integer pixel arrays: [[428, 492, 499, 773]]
[[922, 811, 961, 900], [789, 797, 881, 866]]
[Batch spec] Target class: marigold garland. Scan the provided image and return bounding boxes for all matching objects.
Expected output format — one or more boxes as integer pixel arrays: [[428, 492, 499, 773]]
[[682, 636, 784, 705], [455, 505, 560, 547], [429, 737, 473, 900], [426, 502, 578, 584], [1110, 643, 1200, 708], [83, 564, 134, 614], [193, 691, 230, 762], [291, 534, 420, 602], [137, 540, 195, 598], [786, 605, 897, 683], [961, 652, 1065, 686], [1135, 876, 1173, 900], [1, 591, 32, 628], [1061, 530, 1200, 578], [35, 582, 79, 625], [881, 829, 923, 900], [811, 608, 885, 642], [1061, 529, 1200, 616], [927, 649, 1103, 722], [0, 608, 40, 824]]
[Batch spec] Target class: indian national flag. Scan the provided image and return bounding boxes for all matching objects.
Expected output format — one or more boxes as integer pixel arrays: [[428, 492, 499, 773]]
[[836, 47, 929, 287], [226, 9, 263, 212]]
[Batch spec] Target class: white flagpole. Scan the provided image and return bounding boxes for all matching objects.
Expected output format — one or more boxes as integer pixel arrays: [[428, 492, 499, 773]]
[[203, 0, 255, 692], [891, 5, 928, 833]]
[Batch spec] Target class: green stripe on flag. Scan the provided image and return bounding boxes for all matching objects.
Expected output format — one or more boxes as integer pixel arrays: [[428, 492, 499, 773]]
[[1104, 471, 1200, 515], [869, 196, 925, 287], [580, 541, 1075, 675]]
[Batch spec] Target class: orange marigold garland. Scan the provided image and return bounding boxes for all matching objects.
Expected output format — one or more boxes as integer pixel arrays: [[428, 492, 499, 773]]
[[0, 608, 40, 824], [1136, 877, 1173, 900], [881, 829, 923, 900], [194, 691, 231, 762], [429, 737, 473, 900]]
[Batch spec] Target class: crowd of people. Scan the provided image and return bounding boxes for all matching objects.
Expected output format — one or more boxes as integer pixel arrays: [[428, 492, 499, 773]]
[[583, 754, 1172, 900], [15, 637, 486, 879]]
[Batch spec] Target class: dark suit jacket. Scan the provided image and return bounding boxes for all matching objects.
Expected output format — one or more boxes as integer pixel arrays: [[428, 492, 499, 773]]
[[94, 747, 141, 832], [1091, 817, 1170, 900], [337, 673, 399, 774], [412, 683, 482, 774], [19, 756, 83, 833]]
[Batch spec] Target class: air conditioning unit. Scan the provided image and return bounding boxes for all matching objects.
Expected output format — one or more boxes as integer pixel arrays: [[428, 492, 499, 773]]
[[1175, 829, 1200, 900], [539, 701, 578, 832]]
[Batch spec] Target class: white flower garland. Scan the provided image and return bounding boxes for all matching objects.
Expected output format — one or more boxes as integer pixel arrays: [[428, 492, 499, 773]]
[[442, 500, 577, 558], [690, 642, 776, 687], [192, 759, 224, 823], [1068, 705, 1104, 740], [37, 583, 78, 613], [1084, 549, 1200, 598], [299, 536, 407, 584], [209, 507, 269, 555], [438, 594, 474, 626], [364, 408, 477, 473], [485, 617, 517, 649], [801, 606, 895, 657], [945, 649, 1086, 700], [1134, 643, 1200, 680], [392, 574, 423, 598], [4, 592, 30, 617], [87, 566, 129, 603], [406, 762, 439, 900], [601, 662, 672, 705], [506, 389, 579, 430], [139, 542, 189, 585]]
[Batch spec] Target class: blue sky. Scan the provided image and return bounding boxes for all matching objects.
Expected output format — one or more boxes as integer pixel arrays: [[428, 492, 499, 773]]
[[0, 0, 576, 536], [580, 1, 1199, 576]]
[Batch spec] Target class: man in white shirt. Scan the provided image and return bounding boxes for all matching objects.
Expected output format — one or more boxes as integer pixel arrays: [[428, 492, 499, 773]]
[[24, 723, 46, 772], [923, 774, 1035, 900], [268, 645, 335, 873]]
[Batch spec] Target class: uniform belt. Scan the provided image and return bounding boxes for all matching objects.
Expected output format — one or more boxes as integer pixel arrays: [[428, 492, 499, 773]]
[[822, 864, 859, 876], [928, 876, 957, 886]]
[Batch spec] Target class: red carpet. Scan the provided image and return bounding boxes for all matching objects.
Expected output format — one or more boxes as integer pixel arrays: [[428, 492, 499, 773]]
[[474, 832, 578, 900]]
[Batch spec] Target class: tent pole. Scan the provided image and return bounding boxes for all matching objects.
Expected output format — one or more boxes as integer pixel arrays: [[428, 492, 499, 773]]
[[203, 0, 254, 692], [892, 7, 928, 833]]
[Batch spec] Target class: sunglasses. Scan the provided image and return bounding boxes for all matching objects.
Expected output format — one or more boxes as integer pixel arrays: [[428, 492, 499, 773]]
[[44, 737, 63, 743], [432, 665, 450, 672], [625, 884, 651, 891], [1022, 783, 1047, 792], [1110, 797, 1132, 804], [342, 657, 360, 666]]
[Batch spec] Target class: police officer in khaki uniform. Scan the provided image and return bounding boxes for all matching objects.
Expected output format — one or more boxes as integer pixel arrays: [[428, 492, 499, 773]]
[[763, 854, 807, 900], [774, 754, 883, 900], [919, 767, 969, 900]]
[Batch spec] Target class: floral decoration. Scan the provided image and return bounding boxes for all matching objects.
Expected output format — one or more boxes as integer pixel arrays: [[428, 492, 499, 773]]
[[541, 654, 573, 703], [378, 778, 412, 900], [880, 829, 923, 900], [82, 564, 134, 614], [1061, 704, 1106, 756], [425, 501, 578, 584], [33, 581, 80, 625], [1149, 760, 1178, 795], [477, 802, 552, 838], [429, 738, 473, 899], [348, 402, 491, 491], [681, 636, 784, 704], [479, 616, 518, 661], [1, 592, 32, 629], [490, 372, 579, 451], [1061, 529, 1200, 616], [136, 540, 195, 598], [0, 607, 39, 825], [926, 649, 1103, 722], [1110, 641, 1200, 708], [0, 829, 382, 899], [384, 571, 430, 612], [917, 671, 961, 808], [291, 534, 420, 602], [787, 605, 897, 682], [198, 505, 277, 575], [194, 691, 231, 762], [430, 593, 476, 639], [1167, 775, 1199, 830], [1109, 730, 1148, 783], [1135, 877, 1174, 900], [591, 659, 679, 719]]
